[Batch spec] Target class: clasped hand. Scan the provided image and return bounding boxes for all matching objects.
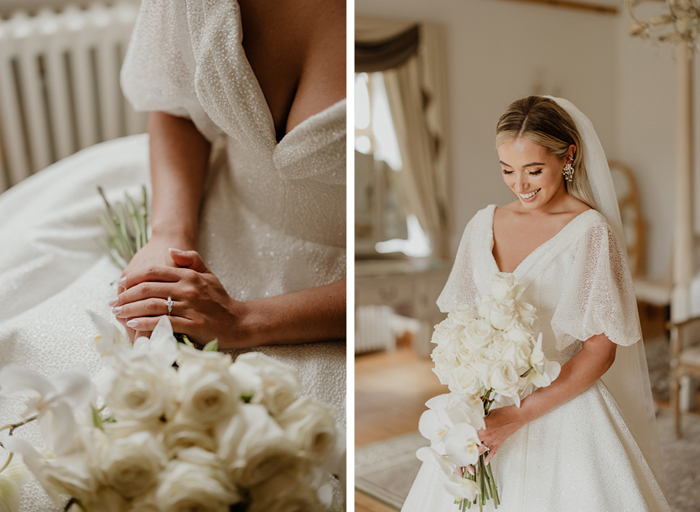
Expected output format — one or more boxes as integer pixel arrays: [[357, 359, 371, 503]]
[[112, 248, 249, 349], [475, 405, 526, 465]]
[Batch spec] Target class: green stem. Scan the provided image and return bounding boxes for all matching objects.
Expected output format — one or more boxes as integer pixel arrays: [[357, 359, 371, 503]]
[[486, 462, 500, 506], [0, 415, 38, 436]]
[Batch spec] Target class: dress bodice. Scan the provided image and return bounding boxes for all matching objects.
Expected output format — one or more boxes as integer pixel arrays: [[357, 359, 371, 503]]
[[120, 0, 347, 301], [438, 204, 642, 367]]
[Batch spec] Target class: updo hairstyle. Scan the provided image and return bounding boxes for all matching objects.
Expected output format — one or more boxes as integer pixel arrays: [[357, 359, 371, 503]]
[[496, 96, 596, 209]]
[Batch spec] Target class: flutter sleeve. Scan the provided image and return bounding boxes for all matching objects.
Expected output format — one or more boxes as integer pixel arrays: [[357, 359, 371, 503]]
[[120, 0, 222, 142], [436, 216, 479, 314], [551, 219, 641, 351]]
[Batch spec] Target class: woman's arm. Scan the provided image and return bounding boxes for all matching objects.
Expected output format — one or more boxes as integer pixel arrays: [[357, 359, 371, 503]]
[[146, 111, 210, 247], [478, 334, 617, 462], [115, 112, 210, 339], [113, 249, 346, 348]]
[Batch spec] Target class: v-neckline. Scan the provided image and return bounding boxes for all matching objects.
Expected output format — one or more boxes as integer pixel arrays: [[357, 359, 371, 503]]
[[488, 204, 595, 276], [233, 0, 345, 146]]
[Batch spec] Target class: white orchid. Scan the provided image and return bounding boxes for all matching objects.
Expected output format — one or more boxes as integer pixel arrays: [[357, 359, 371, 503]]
[[416, 446, 455, 478], [3, 438, 97, 504], [528, 333, 562, 388], [0, 365, 94, 456], [443, 423, 481, 467], [444, 472, 479, 501], [0, 456, 28, 512]]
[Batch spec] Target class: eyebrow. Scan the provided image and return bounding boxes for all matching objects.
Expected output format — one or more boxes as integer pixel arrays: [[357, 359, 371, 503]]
[[499, 161, 546, 168]]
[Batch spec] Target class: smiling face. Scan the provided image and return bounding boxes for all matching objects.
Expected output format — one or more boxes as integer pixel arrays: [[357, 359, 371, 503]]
[[496, 137, 570, 211]]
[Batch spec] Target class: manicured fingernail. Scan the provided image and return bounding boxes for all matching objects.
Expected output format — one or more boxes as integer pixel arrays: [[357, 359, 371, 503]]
[[118, 277, 127, 286], [112, 307, 122, 315], [169, 248, 184, 254], [126, 320, 138, 328], [108, 298, 118, 307]]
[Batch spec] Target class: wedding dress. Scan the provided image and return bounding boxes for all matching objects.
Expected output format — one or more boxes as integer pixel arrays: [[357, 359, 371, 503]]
[[0, 1, 345, 510], [401, 204, 670, 512]]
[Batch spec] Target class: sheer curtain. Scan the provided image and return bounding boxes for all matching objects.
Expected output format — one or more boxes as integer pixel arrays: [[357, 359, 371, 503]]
[[356, 17, 451, 259]]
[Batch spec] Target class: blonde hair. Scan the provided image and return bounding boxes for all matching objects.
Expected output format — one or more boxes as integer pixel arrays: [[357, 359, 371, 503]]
[[495, 96, 596, 209]]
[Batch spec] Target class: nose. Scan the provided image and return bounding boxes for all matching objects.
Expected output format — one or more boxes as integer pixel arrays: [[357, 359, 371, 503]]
[[513, 173, 529, 192]]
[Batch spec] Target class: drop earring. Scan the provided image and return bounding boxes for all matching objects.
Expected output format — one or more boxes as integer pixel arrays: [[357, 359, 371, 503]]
[[563, 158, 574, 183]]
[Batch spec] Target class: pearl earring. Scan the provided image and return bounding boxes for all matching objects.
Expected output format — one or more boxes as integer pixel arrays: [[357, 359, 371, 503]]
[[563, 158, 574, 183]]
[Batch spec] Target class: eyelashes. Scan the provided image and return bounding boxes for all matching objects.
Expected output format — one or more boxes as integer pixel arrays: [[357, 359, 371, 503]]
[[501, 169, 543, 176]]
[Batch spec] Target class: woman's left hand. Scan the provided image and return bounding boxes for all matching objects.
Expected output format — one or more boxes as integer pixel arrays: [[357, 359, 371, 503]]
[[112, 248, 252, 348], [477, 405, 527, 464]]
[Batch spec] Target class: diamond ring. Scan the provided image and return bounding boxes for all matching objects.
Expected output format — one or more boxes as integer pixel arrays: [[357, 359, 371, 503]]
[[164, 297, 174, 315]]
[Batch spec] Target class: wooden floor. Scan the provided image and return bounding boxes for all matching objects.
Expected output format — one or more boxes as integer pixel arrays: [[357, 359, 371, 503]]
[[355, 346, 442, 511]]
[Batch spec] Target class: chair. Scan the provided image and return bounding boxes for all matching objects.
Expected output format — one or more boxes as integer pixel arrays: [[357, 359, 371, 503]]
[[666, 317, 700, 436], [609, 160, 673, 307]]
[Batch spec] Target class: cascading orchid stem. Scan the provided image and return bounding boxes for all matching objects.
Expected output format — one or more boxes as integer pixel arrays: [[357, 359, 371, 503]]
[[0, 414, 38, 436], [0, 415, 39, 475]]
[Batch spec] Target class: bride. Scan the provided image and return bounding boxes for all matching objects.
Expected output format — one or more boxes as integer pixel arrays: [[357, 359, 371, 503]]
[[402, 96, 671, 511], [0, 0, 345, 509]]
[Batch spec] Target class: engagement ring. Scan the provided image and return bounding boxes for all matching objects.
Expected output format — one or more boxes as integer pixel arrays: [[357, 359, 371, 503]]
[[164, 297, 174, 315]]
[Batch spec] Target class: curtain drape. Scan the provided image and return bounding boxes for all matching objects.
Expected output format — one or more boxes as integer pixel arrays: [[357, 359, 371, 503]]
[[355, 17, 451, 259]]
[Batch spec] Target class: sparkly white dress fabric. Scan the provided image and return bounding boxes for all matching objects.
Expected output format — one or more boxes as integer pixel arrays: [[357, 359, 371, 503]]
[[402, 205, 670, 512], [0, 1, 345, 510]]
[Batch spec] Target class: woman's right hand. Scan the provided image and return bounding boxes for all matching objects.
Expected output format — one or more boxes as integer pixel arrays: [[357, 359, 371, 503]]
[[113, 234, 195, 340]]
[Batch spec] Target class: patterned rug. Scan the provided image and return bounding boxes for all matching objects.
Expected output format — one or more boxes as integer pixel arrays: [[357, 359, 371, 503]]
[[355, 409, 700, 511]]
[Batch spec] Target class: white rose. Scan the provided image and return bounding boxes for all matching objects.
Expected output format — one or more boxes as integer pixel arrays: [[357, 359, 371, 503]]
[[447, 366, 481, 397], [481, 299, 516, 331], [216, 404, 299, 487], [490, 273, 525, 301], [128, 494, 160, 512], [177, 345, 240, 425], [515, 300, 537, 329], [276, 396, 337, 463], [103, 354, 178, 422], [234, 353, 304, 416], [431, 320, 462, 351], [83, 486, 129, 512], [461, 320, 494, 350], [490, 331, 511, 355], [486, 361, 520, 398], [162, 413, 217, 456], [447, 305, 475, 327], [431, 345, 459, 374], [101, 431, 168, 499], [156, 456, 240, 512], [468, 347, 501, 379], [502, 342, 532, 375], [227, 360, 263, 403], [454, 341, 474, 366], [507, 325, 533, 345], [248, 468, 324, 512]]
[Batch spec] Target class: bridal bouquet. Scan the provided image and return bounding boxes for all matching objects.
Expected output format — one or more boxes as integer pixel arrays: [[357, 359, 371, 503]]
[[418, 273, 561, 511], [0, 315, 338, 512]]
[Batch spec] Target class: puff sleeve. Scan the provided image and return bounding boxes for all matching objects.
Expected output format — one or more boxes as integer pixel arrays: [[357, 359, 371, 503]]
[[551, 220, 641, 351], [436, 216, 479, 314], [120, 0, 222, 142]]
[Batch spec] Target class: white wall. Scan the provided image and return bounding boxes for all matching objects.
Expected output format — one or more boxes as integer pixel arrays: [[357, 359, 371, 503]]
[[357, 0, 619, 260], [614, 14, 700, 279]]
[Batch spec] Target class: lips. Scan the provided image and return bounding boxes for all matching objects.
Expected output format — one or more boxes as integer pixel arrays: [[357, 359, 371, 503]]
[[519, 189, 541, 201]]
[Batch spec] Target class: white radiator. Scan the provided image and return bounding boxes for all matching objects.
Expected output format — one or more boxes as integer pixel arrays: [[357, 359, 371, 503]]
[[0, 2, 146, 193]]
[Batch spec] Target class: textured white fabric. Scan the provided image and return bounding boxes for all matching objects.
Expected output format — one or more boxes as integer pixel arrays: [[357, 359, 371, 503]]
[[407, 205, 670, 512], [0, 1, 346, 510]]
